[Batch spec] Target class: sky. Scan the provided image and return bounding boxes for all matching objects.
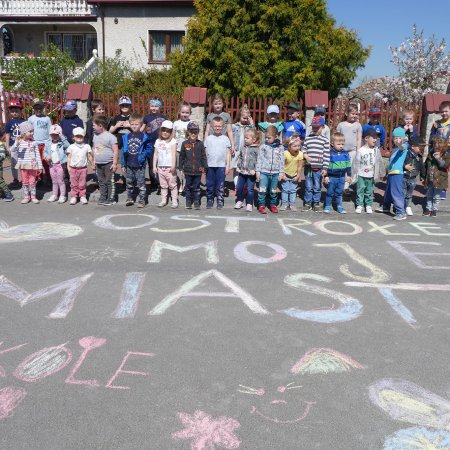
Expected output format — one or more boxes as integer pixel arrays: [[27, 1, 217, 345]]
[[326, 0, 449, 85]]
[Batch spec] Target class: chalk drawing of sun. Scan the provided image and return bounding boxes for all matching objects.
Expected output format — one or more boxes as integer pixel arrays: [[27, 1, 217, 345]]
[[67, 247, 128, 262], [383, 427, 450, 450]]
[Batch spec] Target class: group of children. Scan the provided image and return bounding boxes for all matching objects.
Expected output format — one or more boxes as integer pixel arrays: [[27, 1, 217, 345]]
[[0, 94, 449, 218]]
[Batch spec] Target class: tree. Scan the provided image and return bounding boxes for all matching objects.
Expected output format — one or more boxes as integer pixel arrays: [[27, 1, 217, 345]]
[[387, 25, 450, 102], [1, 43, 76, 96], [89, 50, 131, 94], [171, 0, 370, 98]]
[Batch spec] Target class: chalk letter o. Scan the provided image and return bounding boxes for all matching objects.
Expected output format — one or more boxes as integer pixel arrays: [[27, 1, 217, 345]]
[[314, 220, 362, 236], [233, 241, 287, 264], [93, 214, 159, 230]]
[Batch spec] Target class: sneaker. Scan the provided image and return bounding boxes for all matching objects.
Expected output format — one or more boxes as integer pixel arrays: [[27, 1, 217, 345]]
[[355, 205, 363, 214], [258, 206, 267, 214], [375, 207, 390, 213], [3, 192, 14, 202], [9, 179, 20, 188], [47, 194, 58, 202], [206, 200, 213, 209], [246, 204, 253, 212], [31, 198, 40, 204], [97, 199, 107, 205], [185, 202, 192, 209], [194, 203, 201, 210], [80, 197, 88, 205], [344, 189, 352, 197], [126, 199, 134, 206], [289, 205, 297, 212], [234, 201, 244, 209], [405, 206, 413, 216], [366, 206, 373, 214], [269, 205, 278, 213], [393, 214, 406, 221], [217, 202, 223, 210], [302, 204, 312, 212], [58, 196, 67, 204], [431, 210, 437, 217], [171, 202, 178, 209], [313, 204, 321, 212], [337, 206, 347, 214], [70, 197, 77, 205], [21, 197, 30, 204], [158, 200, 167, 207], [108, 199, 117, 205], [279, 203, 288, 211], [323, 206, 332, 213], [136, 201, 145, 208], [422, 209, 431, 216]]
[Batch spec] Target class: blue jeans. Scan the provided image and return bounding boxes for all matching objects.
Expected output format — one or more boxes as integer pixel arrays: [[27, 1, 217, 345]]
[[185, 174, 201, 205], [281, 177, 298, 205], [258, 172, 279, 207], [206, 167, 226, 204], [403, 176, 417, 208], [304, 169, 322, 205], [383, 174, 405, 215], [426, 184, 441, 211], [324, 176, 345, 208], [236, 173, 256, 205], [126, 166, 146, 202]]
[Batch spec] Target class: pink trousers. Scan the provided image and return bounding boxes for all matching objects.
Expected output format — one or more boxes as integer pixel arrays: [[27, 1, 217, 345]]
[[69, 166, 87, 198], [50, 162, 66, 197]]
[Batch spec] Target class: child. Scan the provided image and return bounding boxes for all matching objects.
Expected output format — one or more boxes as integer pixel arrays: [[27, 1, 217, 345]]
[[66, 127, 93, 205], [173, 101, 192, 195], [336, 103, 362, 194], [354, 128, 383, 214], [423, 137, 450, 217], [258, 104, 284, 135], [306, 105, 330, 140], [0, 128, 14, 201], [255, 125, 284, 214], [302, 116, 330, 212], [86, 99, 106, 147], [362, 107, 386, 148], [205, 116, 231, 209], [60, 100, 84, 144], [44, 124, 69, 203], [11, 121, 42, 204], [153, 120, 178, 208], [323, 132, 351, 214], [376, 127, 408, 220], [4, 99, 25, 187], [28, 98, 52, 182], [280, 134, 303, 211], [400, 110, 419, 142], [92, 115, 118, 206], [282, 102, 306, 142], [121, 112, 153, 208], [179, 121, 208, 209], [205, 94, 235, 155], [235, 128, 259, 212], [403, 136, 426, 216], [109, 96, 132, 151]]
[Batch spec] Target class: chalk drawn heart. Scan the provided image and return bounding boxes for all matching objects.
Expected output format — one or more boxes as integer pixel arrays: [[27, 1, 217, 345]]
[[0, 220, 82, 244], [0, 387, 27, 419]]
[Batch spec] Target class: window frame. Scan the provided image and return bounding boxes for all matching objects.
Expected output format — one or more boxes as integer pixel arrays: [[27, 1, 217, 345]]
[[148, 30, 184, 64], [45, 32, 97, 63]]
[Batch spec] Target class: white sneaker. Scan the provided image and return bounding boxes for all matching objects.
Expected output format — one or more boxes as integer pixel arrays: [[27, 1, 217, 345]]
[[234, 201, 243, 209], [366, 206, 373, 214], [47, 195, 58, 202], [80, 197, 88, 205], [158, 200, 167, 207], [31, 198, 40, 204], [58, 196, 67, 204], [355, 205, 363, 214], [171, 202, 178, 209], [279, 203, 288, 211], [246, 204, 253, 212], [405, 206, 413, 216], [70, 197, 77, 205]]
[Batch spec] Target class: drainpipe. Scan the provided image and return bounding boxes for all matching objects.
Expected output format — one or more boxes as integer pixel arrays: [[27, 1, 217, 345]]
[[98, 3, 105, 63]]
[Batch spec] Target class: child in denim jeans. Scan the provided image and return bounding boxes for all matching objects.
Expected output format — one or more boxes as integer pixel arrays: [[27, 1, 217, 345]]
[[256, 125, 284, 214], [403, 136, 425, 216], [0, 128, 14, 201], [280, 134, 303, 211]]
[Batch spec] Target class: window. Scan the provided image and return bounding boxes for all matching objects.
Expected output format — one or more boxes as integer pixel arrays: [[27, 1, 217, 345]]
[[148, 31, 184, 63], [47, 33, 97, 63]]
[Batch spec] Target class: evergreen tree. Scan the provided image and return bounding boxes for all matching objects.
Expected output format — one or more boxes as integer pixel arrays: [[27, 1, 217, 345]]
[[171, 0, 370, 98]]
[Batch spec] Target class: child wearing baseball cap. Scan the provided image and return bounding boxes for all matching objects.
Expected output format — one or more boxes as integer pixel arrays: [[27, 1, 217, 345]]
[[4, 99, 25, 187], [60, 99, 84, 143]]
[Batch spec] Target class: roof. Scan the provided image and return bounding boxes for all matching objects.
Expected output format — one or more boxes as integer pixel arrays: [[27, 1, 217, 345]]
[[87, 0, 193, 4]]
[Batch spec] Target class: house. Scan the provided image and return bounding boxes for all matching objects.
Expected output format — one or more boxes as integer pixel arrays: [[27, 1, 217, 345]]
[[0, 0, 195, 68]]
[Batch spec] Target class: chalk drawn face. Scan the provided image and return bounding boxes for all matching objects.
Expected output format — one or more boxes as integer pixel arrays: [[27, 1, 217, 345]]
[[238, 348, 364, 425]]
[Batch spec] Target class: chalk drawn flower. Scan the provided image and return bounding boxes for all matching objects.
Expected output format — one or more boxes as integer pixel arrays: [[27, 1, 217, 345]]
[[383, 427, 450, 450], [172, 410, 240, 450]]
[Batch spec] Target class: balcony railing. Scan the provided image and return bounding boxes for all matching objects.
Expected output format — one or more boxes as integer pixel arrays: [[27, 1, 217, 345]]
[[0, 0, 96, 16]]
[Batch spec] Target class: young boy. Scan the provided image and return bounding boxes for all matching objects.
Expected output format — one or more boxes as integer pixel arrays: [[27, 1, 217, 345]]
[[258, 105, 284, 135], [256, 125, 284, 214], [376, 127, 408, 220], [403, 136, 426, 216], [86, 99, 106, 147], [60, 100, 84, 144], [280, 134, 303, 211], [0, 128, 14, 201], [323, 132, 351, 214], [204, 117, 231, 209], [92, 115, 118, 205], [121, 112, 152, 208], [109, 96, 132, 151], [4, 99, 25, 187], [306, 105, 330, 140], [301, 116, 330, 212], [354, 128, 380, 214], [282, 102, 306, 141], [362, 107, 386, 148], [179, 121, 208, 209]]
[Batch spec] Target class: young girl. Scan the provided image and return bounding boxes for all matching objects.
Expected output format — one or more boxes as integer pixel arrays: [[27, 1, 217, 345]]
[[173, 101, 192, 195], [44, 124, 69, 203], [153, 120, 178, 208], [336, 103, 362, 194], [205, 94, 235, 155], [235, 128, 259, 212], [232, 104, 255, 189], [400, 110, 418, 142], [423, 137, 450, 217], [11, 121, 42, 204], [280, 134, 304, 211]]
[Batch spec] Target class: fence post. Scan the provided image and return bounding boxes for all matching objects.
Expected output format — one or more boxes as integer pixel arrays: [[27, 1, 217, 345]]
[[304, 90, 329, 128], [183, 87, 208, 140]]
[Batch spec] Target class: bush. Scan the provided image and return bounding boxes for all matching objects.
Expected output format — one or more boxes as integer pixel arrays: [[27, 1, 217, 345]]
[[89, 50, 131, 94]]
